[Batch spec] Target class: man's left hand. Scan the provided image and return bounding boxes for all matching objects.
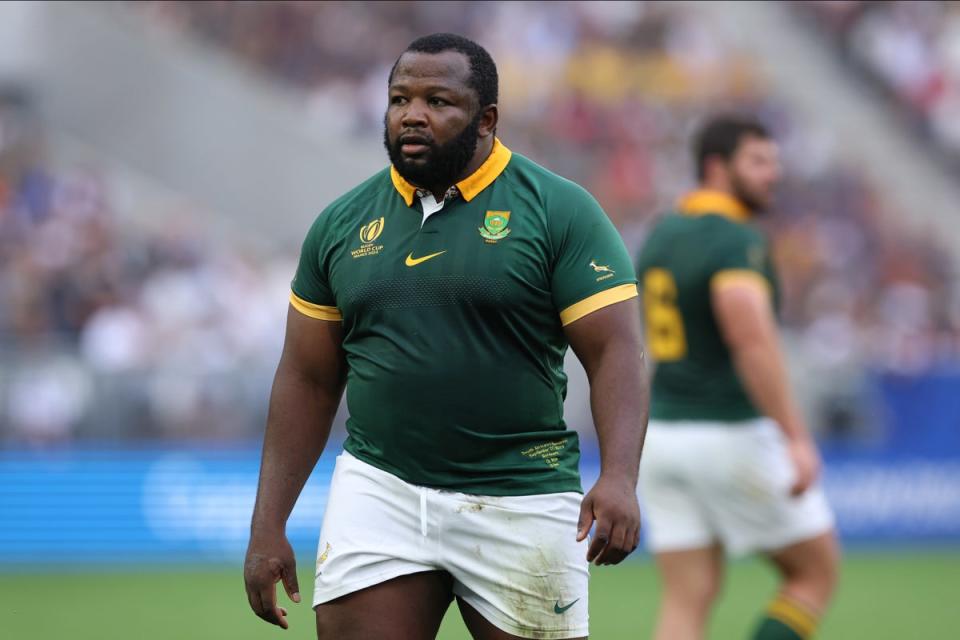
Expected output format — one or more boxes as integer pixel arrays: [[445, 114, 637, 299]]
[[576, 474, 641, 565]]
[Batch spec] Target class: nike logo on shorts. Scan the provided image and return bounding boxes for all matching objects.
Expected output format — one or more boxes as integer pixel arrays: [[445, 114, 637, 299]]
[[554, 598, 580, 614]]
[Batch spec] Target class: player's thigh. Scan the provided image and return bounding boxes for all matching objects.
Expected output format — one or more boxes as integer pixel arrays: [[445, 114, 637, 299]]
[[653, 543, 725, 605], [315, 570, 453, 640], [765, 530, 840, 606], [442, 491, 589, 639], [457, 597, 586, 640]]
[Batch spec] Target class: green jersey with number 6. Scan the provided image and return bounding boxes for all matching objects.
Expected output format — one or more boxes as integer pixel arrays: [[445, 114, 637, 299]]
[[635, 190, 780, 422]]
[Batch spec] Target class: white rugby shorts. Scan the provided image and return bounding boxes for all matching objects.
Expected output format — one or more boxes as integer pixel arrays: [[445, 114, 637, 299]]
[[639, 418, 834, 556], [313, 451, 589, 639]]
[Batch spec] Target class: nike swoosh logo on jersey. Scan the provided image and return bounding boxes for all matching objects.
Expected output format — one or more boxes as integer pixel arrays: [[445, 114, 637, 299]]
[[554, 598, 580, 614], [405, 250, 446, 267]]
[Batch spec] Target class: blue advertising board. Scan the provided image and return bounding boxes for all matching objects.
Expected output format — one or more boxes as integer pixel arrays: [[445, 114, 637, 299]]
[[1, 443, 959, 566]]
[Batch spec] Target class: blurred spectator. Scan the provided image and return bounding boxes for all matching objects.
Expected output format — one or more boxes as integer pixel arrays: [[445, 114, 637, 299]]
[[799, 1, 960, 167], [0, 96, 290, 442]]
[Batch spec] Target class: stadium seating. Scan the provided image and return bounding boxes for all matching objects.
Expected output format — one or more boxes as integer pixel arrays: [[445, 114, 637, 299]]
[[2, 1, 958, 445], [798, 1, 960, 169]]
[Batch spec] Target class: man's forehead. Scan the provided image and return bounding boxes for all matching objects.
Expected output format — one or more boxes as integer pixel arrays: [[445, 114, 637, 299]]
[[740, 136, 778, 155], [391, 50, 471, 87]]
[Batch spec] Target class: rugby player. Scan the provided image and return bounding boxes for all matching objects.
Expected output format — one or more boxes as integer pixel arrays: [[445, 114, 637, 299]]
[[244, 33, 648, 640], [636, 117, 839, 640]]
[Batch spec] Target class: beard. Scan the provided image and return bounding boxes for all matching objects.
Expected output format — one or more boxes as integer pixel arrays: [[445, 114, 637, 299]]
[[383, 111, 482, 191], [730, 172, 772, 215]]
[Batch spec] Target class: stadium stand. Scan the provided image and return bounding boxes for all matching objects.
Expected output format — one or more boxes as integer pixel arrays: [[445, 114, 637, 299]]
[[798, 1, 960, 170], [0, 94, 292, 442], [1, 1, 957, 446]]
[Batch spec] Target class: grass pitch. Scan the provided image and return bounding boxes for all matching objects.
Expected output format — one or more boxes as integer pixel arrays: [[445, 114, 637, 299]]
[[1, 551, 957, 639]]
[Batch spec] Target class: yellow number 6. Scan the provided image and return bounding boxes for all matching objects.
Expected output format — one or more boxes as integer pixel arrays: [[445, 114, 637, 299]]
[[643, 268, 687, 361]]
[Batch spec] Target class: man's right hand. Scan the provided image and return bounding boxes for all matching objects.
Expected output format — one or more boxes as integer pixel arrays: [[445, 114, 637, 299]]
[[244, 532, 301, 629], [787, 436, 822, 497]]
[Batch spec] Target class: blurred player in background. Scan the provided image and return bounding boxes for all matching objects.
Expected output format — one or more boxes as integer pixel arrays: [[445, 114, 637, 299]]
[[244, 33, 648, 640], [635, 117, 840, 640]]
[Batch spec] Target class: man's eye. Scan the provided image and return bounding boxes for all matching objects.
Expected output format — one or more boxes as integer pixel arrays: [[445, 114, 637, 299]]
[[429, 98, 448, 106], [390, 96, 407, 105]]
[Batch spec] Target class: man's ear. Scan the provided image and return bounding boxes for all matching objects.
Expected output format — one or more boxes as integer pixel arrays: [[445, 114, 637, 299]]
[[477, 104, 498, 138]]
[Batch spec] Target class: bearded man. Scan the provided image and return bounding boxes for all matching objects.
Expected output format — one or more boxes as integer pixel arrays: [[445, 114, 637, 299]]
[[243, 33, 649, 640]]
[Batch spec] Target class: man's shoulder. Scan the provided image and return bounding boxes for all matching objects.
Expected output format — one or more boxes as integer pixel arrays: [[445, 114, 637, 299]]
[[637, 213, 685, 266], [652, 210, 764, 242], [504, 153, 596, 203], [303, 167, 393, 241], [638, 212, 764, 267], [640, 212, 697, 249], [711, 216, 766, 249], [324, 167, 394, 219]]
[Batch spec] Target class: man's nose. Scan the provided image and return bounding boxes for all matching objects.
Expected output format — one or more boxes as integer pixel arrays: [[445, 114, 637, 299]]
[[401, 98, 429, 128]]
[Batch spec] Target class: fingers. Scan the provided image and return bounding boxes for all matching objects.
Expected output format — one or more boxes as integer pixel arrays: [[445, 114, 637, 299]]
[[790, 473, 812, 497], [245, 581, 262, 619], [593, 523, 632, 566], [789, 442, 822, 497], [624, 524, 640, 559], [790, 457, 816, 496], [580, 481, 642, 565], [244, 552, 296, 629], [586, 525, 609, 563], [281, 564, 301, 604], [255, 583, 289, 629], [588, 509, 642, 565], [576, 495, 594, 542], [248, 588, 282, 628]]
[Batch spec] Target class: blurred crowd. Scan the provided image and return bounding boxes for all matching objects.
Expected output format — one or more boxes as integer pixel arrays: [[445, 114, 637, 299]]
[[0, 95, 291, 444], [799, 1, 960, 168], [131, 2, 960, 367], [3, 1, 958, 444]]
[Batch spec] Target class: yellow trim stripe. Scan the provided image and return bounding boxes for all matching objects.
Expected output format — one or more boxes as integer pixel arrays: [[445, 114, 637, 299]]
[[560, 284, 638, 326], [289, 292, 342, 321], [389, 138, 512, 206], [711, 269, 771, 295], [678, 189, 751, 222], [767, 596, 819, 639], [456, 138, 512, 201]]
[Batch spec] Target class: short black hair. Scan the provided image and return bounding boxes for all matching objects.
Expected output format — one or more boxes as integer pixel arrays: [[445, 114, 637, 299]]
[[694, 116, 771, 181], [388, 33, 498, 108]]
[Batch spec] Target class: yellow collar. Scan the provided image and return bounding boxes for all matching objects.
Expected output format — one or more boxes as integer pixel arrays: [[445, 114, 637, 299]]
[[678, 189, 751, 223], [390, 137, 512, 207]]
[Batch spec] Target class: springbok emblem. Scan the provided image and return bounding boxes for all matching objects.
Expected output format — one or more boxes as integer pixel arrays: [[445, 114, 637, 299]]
[[589, 260, 615, 274]]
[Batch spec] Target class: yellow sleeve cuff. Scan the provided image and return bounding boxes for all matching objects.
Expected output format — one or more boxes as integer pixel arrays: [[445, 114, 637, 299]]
[[710, 269, 771, 296], [290, 292, 342, 321], [559, 283, 638, 326]]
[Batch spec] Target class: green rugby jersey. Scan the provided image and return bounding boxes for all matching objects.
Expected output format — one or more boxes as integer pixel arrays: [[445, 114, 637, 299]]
[[635, 190, 780, 422], [291, 139, 637, 495]]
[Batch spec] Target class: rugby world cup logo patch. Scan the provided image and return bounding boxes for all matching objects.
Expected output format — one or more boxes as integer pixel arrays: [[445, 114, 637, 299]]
[[352, 216, 386, 259], [479, 210, 511, 243], [359, 216, 385, 244]]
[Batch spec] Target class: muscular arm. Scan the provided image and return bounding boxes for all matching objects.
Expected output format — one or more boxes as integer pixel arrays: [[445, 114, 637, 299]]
[[712, 279, 820, 494], [252, 307, 346, 532], [565, 297, 648, 565], [245, 306, 347, 628]]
